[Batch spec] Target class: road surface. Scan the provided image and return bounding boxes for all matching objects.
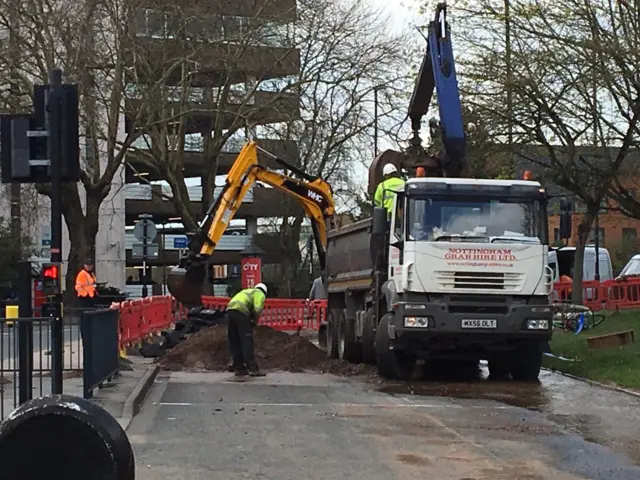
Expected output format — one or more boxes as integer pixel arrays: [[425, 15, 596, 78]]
[[129, 368, 640, 480]]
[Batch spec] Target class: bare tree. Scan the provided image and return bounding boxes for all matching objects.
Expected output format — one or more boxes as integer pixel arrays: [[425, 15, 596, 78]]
[[122, 0, 305, 231], [254, 0, 412, 294], [0, 0, 214, 295], [445, 0, 640, 302]]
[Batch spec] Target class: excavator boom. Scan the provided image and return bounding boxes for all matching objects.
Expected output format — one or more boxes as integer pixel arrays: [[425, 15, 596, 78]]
[[167, 141, 335, 306]]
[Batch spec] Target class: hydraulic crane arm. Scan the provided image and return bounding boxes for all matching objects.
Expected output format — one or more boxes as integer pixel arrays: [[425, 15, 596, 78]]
[[369, 2, 467, 193], [167, 141, 335, 306]]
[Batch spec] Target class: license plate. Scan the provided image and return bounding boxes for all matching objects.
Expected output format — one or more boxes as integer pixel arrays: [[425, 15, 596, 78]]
[[461, 319, 497, 328]]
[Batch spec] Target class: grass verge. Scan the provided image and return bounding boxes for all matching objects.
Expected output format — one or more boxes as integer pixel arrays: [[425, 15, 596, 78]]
[[543, 310, 640, 390]]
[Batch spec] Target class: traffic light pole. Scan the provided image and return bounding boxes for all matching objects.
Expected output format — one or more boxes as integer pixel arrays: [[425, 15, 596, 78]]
[[142, 217, 148, 298], [48, 68, 64, 394], [17, 261, 33, 404]]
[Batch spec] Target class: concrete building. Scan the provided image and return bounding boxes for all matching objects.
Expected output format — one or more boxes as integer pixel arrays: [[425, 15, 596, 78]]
[[122, 0, 303, 293], [2, 0, 303, 296]]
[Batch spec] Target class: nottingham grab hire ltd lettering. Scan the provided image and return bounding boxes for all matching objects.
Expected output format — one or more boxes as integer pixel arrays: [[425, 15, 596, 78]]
[[444, 248, 517, 261]]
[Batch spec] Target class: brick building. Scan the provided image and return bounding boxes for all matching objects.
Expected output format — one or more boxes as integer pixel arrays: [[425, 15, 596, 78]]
[[514, 145, 640, 269]]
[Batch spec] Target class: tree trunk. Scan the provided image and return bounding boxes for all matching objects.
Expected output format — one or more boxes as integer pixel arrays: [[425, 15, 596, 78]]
[[572, 210, 596, 305], [278, 215, 304, 297], [60, 184, 100, 304]]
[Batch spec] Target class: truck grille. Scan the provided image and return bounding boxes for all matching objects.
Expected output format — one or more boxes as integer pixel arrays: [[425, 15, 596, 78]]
[[436, 271, 524, 291]]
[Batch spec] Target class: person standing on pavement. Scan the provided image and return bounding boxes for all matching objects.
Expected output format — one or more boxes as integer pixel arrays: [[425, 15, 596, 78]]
[[75, 259, 97, 310], [226, 283, 268, 377]]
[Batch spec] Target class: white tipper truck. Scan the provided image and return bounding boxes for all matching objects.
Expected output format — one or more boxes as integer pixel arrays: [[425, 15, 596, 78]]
[[320, 4, 558, 381]]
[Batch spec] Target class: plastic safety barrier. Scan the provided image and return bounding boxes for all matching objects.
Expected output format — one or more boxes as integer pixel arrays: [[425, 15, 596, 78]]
[[201, 296, 327, 331], [109, 276, 640, 353], [111, 295, 176, 352], [553, 277, 640, 311], [110, 294, 328, 352]]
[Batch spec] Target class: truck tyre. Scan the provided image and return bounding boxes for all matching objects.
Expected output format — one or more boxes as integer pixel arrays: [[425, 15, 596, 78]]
[[338, 311, 362, 363], [375, 314, 414, 380], [326, 310, 340, 359], [318, 324, 327, 349], [361, 308, 377, 365], [487, 359, 510, 380], [509, 343, 543, 382]]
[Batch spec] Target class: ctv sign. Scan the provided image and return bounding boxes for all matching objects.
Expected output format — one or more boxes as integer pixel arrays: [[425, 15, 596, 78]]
[[241, 257, 262, 289]]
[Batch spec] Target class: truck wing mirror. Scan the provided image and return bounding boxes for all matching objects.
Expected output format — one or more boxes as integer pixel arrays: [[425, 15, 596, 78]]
[[370, 207, 388, 264], [559, 198, 572, 239]]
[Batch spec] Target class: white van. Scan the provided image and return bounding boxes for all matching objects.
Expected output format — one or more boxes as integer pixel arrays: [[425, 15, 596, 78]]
[[548, 246, 614, 283], [617, 254, 640, 279]]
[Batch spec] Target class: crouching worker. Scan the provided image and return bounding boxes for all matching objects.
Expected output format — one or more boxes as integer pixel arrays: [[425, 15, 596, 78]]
[[226, 283, 268, 377]]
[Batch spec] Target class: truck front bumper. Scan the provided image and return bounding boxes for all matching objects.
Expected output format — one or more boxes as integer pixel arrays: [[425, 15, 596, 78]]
[[389, 297, 553, 343]]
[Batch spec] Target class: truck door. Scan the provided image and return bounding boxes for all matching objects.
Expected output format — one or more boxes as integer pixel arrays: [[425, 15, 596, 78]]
[[389, 193, 404, 288]]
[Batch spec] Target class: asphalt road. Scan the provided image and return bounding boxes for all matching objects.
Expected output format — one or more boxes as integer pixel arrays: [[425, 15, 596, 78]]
[[128, 370, 640, 480]]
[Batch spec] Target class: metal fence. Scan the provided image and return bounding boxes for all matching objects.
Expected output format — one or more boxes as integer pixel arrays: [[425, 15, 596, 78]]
[[0, 317, 59, 419], [81, 309, 120, 399], [0, 311, 97, 420]]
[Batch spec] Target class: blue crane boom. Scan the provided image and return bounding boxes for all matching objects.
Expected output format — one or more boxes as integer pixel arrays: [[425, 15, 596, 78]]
[[368, 2, 467, 193], [408, 2, 466, 176]]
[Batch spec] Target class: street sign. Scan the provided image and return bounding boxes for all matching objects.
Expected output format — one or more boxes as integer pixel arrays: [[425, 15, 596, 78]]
[[173, 237, 188, 249], [133, 218, 157, 242], [41, 225, 51, 246], [132, 243, 158, 259]]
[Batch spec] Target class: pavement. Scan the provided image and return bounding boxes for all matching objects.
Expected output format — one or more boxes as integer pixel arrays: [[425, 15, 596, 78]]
[[128, 367, 640, 480], [0, 355, 158, 430]]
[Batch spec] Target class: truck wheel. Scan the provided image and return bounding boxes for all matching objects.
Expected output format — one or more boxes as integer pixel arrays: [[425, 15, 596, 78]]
[[338, 311, 362, 363], [318, 324, 327, 349], [326, 310, 340, 359], [509, 343, 543, 382], [375, 313, 414, 380], [361, 308, 377, 365], [487, 359, 510, 380]]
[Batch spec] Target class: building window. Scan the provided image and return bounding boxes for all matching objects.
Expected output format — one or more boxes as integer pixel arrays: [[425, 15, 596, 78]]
[[136, 9, 178, 38], [588, 227, 605, 246], [622, 227, 637, 244], [553, 228, 560, 241]]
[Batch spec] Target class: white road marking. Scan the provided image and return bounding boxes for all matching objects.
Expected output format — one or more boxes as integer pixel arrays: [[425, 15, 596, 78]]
[[158, 401, 512, 410]]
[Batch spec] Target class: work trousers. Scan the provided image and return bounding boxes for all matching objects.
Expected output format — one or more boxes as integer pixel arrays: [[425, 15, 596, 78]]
[[227, 310, 258, 370]]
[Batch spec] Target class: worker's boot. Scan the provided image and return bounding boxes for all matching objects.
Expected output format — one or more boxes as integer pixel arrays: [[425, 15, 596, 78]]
[[235, 366, 249, 377], [248, 365, 266, 377], [227, 362, 234, 372]]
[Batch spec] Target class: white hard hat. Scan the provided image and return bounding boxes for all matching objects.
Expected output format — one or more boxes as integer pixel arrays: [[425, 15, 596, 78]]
[[382, 163, 398, 176], [255, 283, 268, 295]]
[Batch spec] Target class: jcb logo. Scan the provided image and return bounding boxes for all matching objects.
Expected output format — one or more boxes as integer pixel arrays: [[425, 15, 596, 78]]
[[307, 190, 323, 203]]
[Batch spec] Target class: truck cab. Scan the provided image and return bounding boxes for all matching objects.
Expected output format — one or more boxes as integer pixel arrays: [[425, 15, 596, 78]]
[[373, 177, 553, 378]]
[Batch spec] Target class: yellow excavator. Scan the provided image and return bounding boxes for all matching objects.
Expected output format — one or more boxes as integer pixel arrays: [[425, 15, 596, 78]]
[[166, 141, 336, 305]]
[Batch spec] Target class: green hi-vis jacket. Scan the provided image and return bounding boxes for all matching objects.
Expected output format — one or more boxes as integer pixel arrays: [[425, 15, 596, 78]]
[[227, 288, 266, 319], [374, 176, 405, 215]]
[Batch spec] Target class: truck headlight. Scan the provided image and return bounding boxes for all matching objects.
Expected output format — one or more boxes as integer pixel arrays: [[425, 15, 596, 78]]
[[404, 316, 431, 328], [526, 319, 549, 330]]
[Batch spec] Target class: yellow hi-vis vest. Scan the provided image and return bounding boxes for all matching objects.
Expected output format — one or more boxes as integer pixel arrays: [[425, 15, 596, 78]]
[[374, 177, 405, 215], [227, 288, 266, 318]]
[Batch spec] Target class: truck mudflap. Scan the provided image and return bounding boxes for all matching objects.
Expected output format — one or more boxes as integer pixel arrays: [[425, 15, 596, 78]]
[[387, 298, 553, 348]]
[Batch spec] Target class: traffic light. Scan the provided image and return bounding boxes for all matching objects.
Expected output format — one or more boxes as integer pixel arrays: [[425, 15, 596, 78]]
[[41, 263, 60, 295]]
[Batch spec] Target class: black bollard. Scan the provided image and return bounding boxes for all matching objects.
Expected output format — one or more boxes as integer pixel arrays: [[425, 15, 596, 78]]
[[0, 395, 135, 480]]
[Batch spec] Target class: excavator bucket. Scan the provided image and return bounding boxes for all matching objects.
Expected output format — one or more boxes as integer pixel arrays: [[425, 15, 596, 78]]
[[166, 264, 206, 306]]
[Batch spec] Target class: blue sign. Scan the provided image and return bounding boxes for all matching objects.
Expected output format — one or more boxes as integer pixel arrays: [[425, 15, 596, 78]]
[[173, 237, 188, 249]]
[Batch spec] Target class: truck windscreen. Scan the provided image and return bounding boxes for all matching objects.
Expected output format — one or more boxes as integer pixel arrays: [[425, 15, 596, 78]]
[[407, 196, 547, 243]]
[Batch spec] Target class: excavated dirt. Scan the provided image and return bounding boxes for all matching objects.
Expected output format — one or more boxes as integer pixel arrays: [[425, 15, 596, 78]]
[[158, 325, 376, 376]]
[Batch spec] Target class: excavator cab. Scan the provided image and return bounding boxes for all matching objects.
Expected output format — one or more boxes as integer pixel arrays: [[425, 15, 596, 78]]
[[167, 142, 335, 306]]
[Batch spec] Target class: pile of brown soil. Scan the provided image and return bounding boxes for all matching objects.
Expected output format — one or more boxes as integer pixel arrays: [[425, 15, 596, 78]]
[[158, 325, 376, 376]]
